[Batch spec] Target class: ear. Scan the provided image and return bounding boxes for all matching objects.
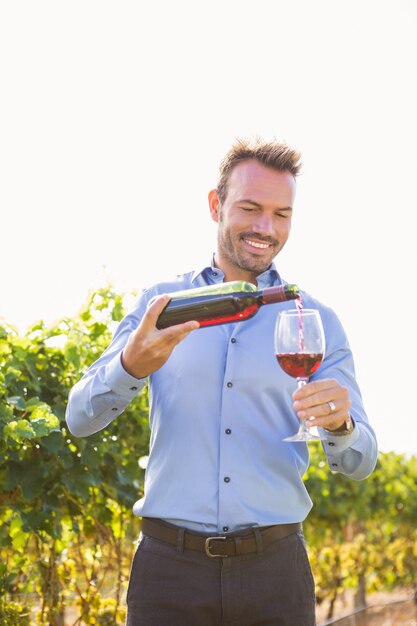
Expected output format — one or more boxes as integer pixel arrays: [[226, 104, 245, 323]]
[[208, 189, 220, 223]]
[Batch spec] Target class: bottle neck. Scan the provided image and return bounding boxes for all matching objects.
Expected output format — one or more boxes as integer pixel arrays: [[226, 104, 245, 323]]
[[261, 284, 300, 304]]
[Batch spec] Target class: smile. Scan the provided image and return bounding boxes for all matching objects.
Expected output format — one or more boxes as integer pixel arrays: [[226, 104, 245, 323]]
[[243, 238, 271, 249]]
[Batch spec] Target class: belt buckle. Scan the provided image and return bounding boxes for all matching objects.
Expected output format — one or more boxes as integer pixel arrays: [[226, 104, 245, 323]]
[[205, 536, 227, 558]]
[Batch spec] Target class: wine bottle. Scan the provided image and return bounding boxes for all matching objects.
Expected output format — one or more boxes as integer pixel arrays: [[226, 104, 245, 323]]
[[162, 280, 258, 300], [156, 283, 300, 329], [148, 281, 257, 310]]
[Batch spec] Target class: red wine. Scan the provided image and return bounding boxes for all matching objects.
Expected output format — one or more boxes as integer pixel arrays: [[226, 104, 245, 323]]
[[295, 297, 305, 351], [276, 352, 323, 379], [156, 284, 300, 329]]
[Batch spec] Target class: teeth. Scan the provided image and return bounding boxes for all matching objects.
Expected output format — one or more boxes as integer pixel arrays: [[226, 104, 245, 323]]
[[245, 239, 270, 249]]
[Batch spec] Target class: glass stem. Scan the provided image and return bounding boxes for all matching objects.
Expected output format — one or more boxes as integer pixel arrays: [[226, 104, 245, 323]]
[[297, 378, 310, 435]]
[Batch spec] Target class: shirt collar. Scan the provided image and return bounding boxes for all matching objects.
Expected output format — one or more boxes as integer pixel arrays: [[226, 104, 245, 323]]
[[191, 255, 282, 289]]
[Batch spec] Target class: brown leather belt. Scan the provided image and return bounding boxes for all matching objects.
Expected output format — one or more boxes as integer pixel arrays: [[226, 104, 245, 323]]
[[141, 517, 301, 558]]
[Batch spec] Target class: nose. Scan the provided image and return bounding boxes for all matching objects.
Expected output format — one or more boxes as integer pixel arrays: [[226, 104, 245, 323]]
[[253, 213, 274, 236]]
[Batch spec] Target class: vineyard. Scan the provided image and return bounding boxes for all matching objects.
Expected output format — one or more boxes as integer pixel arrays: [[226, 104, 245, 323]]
[[1, 286, 417, 625]]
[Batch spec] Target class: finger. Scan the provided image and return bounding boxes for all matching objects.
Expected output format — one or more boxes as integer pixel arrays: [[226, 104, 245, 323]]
[[143, 294, 171, 329], [292, 379, 350, 423], [123, 312, 199, 378], [294, 391, 350, 415], [294, 396, 351, 429], [294, 385, 346, 409], [162, 320, 200, 342], [292, 378, 336, 401], [298, 402, 349, 422]]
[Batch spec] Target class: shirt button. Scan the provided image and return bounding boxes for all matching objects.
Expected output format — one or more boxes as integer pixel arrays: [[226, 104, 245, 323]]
[[332, 463, 338, 467], [328, 442, 335, 447], [130, 386, 138, 391], [225, 428, 232, 435], [112, 408, 118, 412], [224, 477, 230, 483], [223, 526, 229, 532], [231, 338, 236, 343], [227, 382, 233, 388]]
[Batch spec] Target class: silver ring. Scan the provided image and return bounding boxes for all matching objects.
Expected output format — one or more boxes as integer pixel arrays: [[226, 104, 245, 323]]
[[328, 401, 337, 414]]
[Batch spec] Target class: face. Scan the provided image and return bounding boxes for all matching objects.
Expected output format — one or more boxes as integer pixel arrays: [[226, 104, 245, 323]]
[[208, 160, 296, 282]]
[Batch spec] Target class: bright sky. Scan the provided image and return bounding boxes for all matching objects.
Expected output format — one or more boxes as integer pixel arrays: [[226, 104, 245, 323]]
[[1, 1, 416, 457]]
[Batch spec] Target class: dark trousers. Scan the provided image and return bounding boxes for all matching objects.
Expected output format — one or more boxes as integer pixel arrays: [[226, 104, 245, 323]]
[[126, 527, 316, 626]]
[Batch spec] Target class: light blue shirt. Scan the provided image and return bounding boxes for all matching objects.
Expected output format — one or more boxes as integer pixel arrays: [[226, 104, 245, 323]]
[[66, 261, 378, 532]]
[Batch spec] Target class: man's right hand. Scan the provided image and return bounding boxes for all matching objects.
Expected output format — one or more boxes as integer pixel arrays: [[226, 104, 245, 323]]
[[121, 295, 200, 379]]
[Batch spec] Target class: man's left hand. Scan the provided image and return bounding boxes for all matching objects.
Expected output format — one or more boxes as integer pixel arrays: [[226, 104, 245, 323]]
[[292, 378, 351, 431]]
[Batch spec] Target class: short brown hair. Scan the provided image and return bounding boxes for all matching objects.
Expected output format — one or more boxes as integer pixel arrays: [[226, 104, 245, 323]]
[[216, 137, 302, 204]]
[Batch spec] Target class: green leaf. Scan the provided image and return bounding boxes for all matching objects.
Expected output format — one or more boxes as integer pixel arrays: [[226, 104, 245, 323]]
[[25, 397, 41, 409], [3, 420, 36, 442], [6, 396, 26, 410], [63, 341, 81, 368], [20, 466, 45, 499], [29, 407, 60, 437], [42, 431, 65, 452], [0, 339, 12, 356]]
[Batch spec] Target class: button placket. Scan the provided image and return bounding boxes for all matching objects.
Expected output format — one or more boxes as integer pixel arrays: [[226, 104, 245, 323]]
[[218, 328, 239, 531]]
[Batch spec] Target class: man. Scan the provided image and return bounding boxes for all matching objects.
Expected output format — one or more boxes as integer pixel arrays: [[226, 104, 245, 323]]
[[66, 138, 378, 625]]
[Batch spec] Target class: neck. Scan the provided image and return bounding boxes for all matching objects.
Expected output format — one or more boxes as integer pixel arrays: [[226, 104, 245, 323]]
[[213, 254, 258, 286]]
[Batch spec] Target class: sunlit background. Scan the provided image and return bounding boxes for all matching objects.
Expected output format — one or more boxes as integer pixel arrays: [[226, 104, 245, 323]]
[[1, 0, 416, 456]]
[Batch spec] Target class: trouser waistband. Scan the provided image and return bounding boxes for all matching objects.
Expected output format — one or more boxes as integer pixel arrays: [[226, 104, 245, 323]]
[[141, 517, 301, 558]]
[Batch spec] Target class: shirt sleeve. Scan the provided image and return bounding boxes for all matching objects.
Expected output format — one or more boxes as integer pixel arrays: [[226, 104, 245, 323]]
[[65, 299, 148, 438], [319, 420, 378, 480], [309, 303, 378, 481]]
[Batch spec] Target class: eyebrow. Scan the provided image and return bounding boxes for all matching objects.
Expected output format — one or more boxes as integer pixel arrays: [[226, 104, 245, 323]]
[[238, 199, 293, 211]]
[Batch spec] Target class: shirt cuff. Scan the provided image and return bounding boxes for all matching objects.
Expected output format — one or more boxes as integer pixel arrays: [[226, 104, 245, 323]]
[[105, 353, 147, 398], [319, 418, 360, 453]]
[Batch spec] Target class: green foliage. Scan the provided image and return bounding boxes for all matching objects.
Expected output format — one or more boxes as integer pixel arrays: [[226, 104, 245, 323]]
[[304, 446, 417, 616], [0, 286, 148, 624], [1, 286, 417, 623]]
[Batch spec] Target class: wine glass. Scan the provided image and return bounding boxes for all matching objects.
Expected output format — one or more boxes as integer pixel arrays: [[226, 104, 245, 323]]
[[275, 308, 326, 442]]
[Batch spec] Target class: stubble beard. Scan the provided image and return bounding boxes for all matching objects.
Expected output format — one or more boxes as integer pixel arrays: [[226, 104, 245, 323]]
[[217, 227, 277, 277]]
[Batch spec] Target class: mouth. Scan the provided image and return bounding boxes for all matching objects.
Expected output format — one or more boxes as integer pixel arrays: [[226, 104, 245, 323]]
[[242, 237, 275, 252]]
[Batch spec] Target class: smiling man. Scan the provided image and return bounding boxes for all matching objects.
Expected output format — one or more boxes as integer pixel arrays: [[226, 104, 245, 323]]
[[66, 138, 378, 626], [209, 159, 296, 282]]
